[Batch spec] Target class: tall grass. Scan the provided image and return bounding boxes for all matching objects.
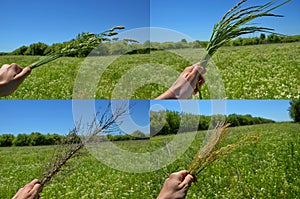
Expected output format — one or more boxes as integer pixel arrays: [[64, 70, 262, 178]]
[[197, 0, 291, 99], [29, 26, 125, 69]]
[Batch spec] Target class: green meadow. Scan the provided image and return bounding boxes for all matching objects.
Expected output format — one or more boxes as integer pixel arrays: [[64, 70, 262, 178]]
[[1, 43, 299, 99], [0, 123, 299, 199]]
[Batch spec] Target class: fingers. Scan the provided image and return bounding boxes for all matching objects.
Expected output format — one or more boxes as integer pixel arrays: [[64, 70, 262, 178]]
[[1, 64, 10, 69], [11, 63, 23, 74], [194, 63, 206, 75], [29, 182, 42, 196], [182, 65, 194, 78], [183, 63, 205, 90], [178, 174, 194, 189], [0, 63, 31, 82], [169, 170, 189, 181], [23, 179, 40, 193], [199, 75, 205, 86], [190, 63, 206, 78], [14, 66, 31, 82], [12, 179, 41, 199]]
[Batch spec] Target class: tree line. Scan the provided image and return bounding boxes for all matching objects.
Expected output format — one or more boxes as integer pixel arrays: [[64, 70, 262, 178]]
[[0, 132, 63, 147], [1, 33, 299, 56], [0, 132, 83, 147], [150, 111, 275, 136], [0, 130, 149, 147], [2, 99, 298, 146]]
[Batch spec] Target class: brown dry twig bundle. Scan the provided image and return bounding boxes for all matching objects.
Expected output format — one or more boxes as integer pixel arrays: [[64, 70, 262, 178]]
[[39, 102, 128, 189]]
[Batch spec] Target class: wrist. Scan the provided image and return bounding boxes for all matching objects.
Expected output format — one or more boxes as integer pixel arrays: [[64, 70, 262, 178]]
[[156, 89, 177, 100]]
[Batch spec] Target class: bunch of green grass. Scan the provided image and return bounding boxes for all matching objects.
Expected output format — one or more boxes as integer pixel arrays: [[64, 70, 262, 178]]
[[197, 0, 291, 99], [29, 26, 125, 69]]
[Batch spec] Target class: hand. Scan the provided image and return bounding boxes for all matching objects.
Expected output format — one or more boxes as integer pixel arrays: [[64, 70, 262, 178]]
[[0, 63, 31, 97], [12, 179, 42, 199], [156, 63, 206, 99], [157, 170, 195, 199]]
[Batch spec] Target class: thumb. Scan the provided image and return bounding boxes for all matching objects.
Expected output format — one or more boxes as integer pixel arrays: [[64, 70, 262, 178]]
[[13, 66, 31, 83]]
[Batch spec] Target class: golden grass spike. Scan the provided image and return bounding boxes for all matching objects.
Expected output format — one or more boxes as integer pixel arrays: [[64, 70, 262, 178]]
[[189, 122, 230, 176], [189, 122, 260, 178]]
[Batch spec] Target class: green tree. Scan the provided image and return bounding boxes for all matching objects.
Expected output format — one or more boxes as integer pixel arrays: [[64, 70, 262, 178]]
[[267, 34, 281, 43], [289, 100, 300, 122], [11, 45, 28, 55], [166, 111, 180, 135], [30, 132, 45, 146], [180, 113, 199, 132], [227, 114, 240, 127], [181, 39, 188, 43], [109, 42, 129, 55], [260, 33, 266, 41], [131, 130, 147, 139], [0, 134, 15, 147], [24, 42, 48, 55], [13, 134, 32, 146], [150, 111, 167, 136], [44, 133, 62, 145]]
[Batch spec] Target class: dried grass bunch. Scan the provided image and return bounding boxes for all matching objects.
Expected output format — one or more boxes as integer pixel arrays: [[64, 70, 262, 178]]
[[189, 122, 259, 177], [39, 102, 127, 188]]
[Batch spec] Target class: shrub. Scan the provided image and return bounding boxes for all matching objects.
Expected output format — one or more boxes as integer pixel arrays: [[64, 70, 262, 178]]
[[0, 134, 15, 147], [289, 100, 300, 122]]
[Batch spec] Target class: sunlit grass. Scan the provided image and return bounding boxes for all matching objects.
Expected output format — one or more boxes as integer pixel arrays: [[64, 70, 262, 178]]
[[0, 43, 299, 99], [0, 123, 299, 198]]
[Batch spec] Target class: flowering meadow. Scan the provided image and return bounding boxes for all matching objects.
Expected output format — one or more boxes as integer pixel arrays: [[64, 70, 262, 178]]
[[0, 123, 299, 198], [0, 43, 299, 99]]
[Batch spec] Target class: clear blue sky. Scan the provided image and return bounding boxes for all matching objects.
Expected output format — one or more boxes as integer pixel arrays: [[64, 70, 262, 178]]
[[151, 0, 300, 41], [0, 0, 150, 52], [0, 100, 150, 135], [150, 100, 292, 122], [1, 0, 299, 52], [0, 100, 292, 136]]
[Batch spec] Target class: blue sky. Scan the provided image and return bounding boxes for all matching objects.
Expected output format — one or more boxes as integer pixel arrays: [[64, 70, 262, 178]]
[[0, 100, 292, 136], [0, 100, 150, 136], [1, 0, 299, 52], [150, 100, 292, 122], [151, 0, 300, 41]]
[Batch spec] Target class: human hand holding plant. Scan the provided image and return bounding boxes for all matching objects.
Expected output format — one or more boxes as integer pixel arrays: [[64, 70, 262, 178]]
[[157, 170, 195, 199], [0, 63, 31, 97], [156, 63, 206, 99], [188, 122, 259, 181], [12, 179, 42, 199]]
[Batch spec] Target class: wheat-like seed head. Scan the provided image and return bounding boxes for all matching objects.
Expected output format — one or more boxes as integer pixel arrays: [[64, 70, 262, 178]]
[[29, 26, 125, 69], [188, 122, 260, 177], [197, 0, 291, 99], [189, 122, 230, 176]]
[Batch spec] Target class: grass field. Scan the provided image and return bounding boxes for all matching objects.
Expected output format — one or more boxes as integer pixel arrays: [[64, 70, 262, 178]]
[[0, 123, 299, 199], [0, 43, 299, 99]]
